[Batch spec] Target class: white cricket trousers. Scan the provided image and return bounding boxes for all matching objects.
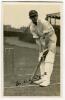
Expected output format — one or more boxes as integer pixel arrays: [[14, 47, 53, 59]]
[[39, 50, 55, 80]]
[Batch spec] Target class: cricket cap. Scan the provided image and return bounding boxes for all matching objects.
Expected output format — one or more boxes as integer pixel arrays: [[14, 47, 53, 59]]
[[29, 10, 38, 18]]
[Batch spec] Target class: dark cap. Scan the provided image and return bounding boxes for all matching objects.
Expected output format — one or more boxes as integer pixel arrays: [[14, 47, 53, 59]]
[[29, 10, 38, 18]]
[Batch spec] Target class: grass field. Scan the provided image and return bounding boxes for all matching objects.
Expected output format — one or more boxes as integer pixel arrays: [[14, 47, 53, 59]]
[[4, 42, 60, 96]]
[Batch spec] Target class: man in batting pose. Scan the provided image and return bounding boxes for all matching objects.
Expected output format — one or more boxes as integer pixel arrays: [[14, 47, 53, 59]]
[[29, 10, 57, 86]]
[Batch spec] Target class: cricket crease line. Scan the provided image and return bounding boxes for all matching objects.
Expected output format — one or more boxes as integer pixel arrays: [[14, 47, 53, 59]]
[[16, 71, 60, 77], [4, 82, 60, 89], [17, 73, 37, 76], [5, 48, 14, 49], [50, 82, 60, 86]]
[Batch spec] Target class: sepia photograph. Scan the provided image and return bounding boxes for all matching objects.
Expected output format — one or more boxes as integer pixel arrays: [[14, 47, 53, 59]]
[[3, 1, 62, 96]]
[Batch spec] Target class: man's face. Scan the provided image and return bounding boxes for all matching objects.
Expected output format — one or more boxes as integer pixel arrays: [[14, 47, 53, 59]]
[[30, 16, 38, 25]]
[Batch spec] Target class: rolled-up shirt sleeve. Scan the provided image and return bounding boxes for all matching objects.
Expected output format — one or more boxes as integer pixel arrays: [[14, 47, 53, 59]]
[[42, 20, 57, 53], [42, 20, 55, 34]]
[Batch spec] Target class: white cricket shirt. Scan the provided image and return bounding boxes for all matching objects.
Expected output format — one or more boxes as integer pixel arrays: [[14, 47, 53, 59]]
[[30, 19, 57, 53]]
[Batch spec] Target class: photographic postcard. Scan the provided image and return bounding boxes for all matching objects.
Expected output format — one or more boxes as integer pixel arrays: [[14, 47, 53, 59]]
[[2, 1, 63, 96]]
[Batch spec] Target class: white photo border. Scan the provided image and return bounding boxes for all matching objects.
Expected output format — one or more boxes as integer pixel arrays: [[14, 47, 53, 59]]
[[0, 0, 65, 100]]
